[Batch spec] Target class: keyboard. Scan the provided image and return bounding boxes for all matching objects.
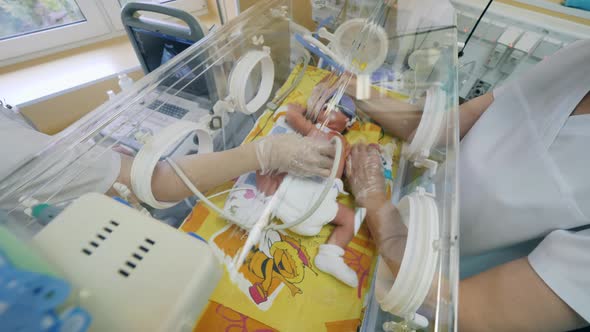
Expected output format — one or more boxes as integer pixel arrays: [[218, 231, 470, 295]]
[[148, 100, 189, 119]]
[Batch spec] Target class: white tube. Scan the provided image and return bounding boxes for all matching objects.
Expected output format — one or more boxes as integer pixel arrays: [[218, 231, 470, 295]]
[[130, 120, 213, 210]]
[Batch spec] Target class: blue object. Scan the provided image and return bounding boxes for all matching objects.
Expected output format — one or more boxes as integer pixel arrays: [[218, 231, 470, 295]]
[[269, 125, 288, 135], [336, 94, 356, 119], [188, 232, 207, 243], [56, 307, 92, 332], [294, 33, 344, 72], [370, 67, 396, 83], [383, 169, 393, 181], [313, 16, 335, 38], [0, 248, 91, 332], [563, 0, 590, 11], [323, 90, 356, 119], [113, 197, 132, 207], [244, 172, 258, 186], [31, 204, 63, 225]]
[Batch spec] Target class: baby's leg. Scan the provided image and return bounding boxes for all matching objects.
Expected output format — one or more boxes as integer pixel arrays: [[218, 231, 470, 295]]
[[326, 203, 355, 248], [314, 203, 359, 287], [255, 171, 286, 196]]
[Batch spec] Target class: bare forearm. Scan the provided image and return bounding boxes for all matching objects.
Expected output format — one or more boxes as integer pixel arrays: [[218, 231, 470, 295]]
[[152, 143, 258, 201], [458, 92, 494, 138], [115, 144, 259, 203], [354, 97, 423, 141], [363, 198, 408, 275], [352, 92, 494, 141], [459, 258, 586, 332]]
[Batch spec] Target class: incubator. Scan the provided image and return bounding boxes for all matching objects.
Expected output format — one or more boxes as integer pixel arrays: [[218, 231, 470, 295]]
[[0, 0, 460, 331]]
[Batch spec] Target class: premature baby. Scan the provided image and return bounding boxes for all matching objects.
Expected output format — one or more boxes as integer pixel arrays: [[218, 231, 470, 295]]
[[256, 95, 366, 287]]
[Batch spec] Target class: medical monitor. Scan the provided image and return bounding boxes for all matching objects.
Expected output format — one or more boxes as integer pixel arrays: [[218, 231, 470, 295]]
[[122, 2, 210, 99]]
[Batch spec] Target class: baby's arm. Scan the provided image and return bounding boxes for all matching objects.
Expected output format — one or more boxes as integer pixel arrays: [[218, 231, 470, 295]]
[[286, 104, 321, 137]]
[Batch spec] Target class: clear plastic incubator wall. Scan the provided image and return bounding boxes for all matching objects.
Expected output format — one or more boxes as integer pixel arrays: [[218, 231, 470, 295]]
[[0, 0, 460, 331]]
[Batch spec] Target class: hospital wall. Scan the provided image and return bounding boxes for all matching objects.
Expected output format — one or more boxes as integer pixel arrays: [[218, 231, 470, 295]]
[[20, 70, 144, 135]]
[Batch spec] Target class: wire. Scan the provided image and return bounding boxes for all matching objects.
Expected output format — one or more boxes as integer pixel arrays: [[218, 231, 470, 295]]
[[248, 112, 275, 142], [459, 0, 494, 58], [165, 158, 245, 226], [206, 188, 250, 200], [387, 26, 456, 41], [248, 54, 311, 142]]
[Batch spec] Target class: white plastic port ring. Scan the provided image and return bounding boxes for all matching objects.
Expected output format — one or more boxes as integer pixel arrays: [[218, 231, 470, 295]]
[[131, 120, 213, 209], [228, 48, 275, 115], [376, 188, 440, 327], [404, 86, 446, 165], [319, 18, 388, 74]]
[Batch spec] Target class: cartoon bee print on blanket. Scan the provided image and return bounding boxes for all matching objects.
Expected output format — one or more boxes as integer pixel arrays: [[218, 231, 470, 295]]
[[210, 226, 316, 310]]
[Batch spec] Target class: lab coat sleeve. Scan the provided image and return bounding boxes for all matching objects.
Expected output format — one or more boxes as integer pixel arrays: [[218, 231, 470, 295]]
[[528, 228, 590, 322], [0, 123, 121, 210]]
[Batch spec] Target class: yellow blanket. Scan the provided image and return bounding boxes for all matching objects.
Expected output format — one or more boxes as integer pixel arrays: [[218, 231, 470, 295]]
[[181, 65, 402, 332]]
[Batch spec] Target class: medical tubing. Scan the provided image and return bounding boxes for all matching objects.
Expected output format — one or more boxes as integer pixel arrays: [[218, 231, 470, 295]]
[[267, 53, 310, 111], [234, 198, 276, 268], [130, 121, 213, 210], [267, 136, 342, 230], [165, 158, 246, 226]]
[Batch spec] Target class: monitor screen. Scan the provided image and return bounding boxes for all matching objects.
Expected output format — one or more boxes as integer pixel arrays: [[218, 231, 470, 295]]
[[130, 26, 209, 98]]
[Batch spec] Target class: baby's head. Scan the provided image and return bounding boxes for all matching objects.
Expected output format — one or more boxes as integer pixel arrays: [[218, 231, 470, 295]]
[[317, 95, 356, 133]]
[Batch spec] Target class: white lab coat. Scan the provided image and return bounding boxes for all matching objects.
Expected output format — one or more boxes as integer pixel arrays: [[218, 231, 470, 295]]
[[0, 112, 120, 210], [459, 39, 590, 321]]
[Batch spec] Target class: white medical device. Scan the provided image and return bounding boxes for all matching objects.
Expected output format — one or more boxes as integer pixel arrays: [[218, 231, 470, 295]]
[[100, 90, 212, 155], [32, 193, 222, 332]]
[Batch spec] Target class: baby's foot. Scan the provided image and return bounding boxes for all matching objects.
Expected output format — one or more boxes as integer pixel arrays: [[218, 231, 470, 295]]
[[314, 244, 358, 287]]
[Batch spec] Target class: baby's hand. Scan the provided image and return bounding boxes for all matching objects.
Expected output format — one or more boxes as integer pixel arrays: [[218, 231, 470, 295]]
[[287, 103, 306, 115]]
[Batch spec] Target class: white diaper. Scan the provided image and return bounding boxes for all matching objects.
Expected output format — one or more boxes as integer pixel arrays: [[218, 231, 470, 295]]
[[223, 112, 348, 234], [274, 176, 345, 236]]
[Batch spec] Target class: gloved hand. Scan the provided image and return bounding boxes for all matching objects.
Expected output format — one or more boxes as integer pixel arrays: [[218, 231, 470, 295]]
[[346, 143, 407, 277], [255, 133, 336, 177], [346, 143, 387, 208]]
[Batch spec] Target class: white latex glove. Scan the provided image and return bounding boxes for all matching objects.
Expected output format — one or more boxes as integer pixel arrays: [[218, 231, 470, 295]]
[[255, 133, 336, 177], [346, 143, 386, 208]]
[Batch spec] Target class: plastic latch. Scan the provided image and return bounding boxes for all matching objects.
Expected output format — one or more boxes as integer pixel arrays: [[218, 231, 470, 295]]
[[413, 157, 438, 176], [210, 116, 224, 130], [213, 100, 235, 115], [251, 35, 264, 46]]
